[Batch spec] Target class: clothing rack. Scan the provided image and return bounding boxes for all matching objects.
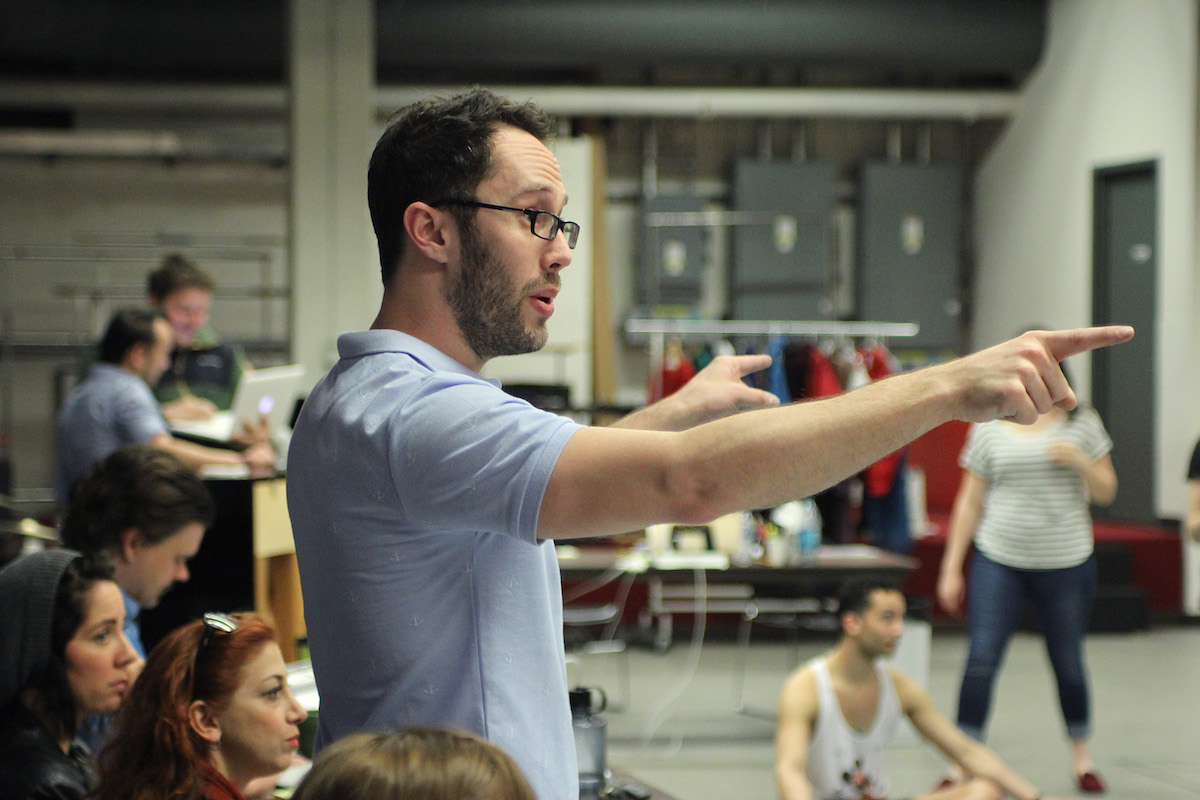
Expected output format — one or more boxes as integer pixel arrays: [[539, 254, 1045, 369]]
[[624, 318, 920, 397]]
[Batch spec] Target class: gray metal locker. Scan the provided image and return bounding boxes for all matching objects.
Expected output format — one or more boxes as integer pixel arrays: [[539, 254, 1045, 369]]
[[857, 162, 963, 349], [639, 194, 707, 307], [730, 159, 836, 320]]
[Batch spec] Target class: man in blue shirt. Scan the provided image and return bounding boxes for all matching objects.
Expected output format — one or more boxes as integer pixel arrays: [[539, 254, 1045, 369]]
[[287, 88, 1132, 800], [57, 308, 275, 505]]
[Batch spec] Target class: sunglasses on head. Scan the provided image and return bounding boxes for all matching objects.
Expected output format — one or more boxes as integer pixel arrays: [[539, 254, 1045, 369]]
[[195, 611, 239, 667]]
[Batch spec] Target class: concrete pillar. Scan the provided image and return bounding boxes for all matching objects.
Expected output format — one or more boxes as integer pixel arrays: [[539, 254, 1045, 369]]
[[288, 0, 378, 380]]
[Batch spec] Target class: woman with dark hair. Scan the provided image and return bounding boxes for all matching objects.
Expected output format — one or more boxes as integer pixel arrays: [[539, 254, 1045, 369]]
[[937, 352, 1118, 794], [0, 549, 142, 799], [93, 611, 307, 800], [291, 727, 537, 800]]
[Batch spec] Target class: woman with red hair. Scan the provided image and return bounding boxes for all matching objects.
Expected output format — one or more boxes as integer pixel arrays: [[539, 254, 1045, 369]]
[[93, 612, 307, 800]]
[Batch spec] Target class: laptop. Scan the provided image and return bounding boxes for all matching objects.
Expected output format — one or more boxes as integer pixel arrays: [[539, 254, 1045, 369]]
[[170, 364, 306, 444]]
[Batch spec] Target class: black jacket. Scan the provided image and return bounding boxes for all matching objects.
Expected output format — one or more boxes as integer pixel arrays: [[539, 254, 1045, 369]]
[[0, 701, 97, 800]]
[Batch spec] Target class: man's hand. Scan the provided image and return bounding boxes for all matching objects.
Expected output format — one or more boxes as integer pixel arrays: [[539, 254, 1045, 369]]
[[613, 353, 778, 432], [161, 395, 218, 423], [241, 441, 277, 477], [659, 354, 780, 429], [944, 326, 1133, 425], [232, 413, 272, 448]]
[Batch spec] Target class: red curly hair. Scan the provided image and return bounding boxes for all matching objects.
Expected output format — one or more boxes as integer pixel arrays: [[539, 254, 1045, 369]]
[[93, 612, 276, 800]]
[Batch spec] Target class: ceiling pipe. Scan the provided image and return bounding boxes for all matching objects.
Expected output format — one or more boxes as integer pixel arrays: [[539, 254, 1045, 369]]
[[0, 81, 1020, 122], [376, 85, 1021, 122], [0, 129, 183, 158], [0, 82, 1018, 160], [0, 81, 287, 113]]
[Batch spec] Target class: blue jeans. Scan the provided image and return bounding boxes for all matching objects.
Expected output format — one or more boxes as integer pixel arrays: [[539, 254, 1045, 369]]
[[956, 550, 1097, 742]]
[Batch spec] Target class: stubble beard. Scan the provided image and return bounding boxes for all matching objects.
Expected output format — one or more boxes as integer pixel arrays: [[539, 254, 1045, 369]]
[[447, 222, 551, 362]]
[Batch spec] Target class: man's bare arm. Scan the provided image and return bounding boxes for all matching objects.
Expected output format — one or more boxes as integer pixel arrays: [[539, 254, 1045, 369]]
[[148, 433, 275, 476], [776, 668, 819, 800], [539, 326, 1134, 539], [892, 670, 1056, 800]]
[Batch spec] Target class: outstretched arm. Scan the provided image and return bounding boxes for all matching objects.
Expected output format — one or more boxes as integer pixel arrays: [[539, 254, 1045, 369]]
[[540, 326, 1134, 539], [149, 433, 276, 477]]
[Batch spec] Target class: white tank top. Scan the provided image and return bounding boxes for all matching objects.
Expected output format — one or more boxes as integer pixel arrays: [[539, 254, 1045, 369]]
[[806, 657, 902, 800]]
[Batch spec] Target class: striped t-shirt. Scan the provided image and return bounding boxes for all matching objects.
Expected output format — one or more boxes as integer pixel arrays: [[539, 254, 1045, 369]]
[[961, 407, 1112, 570]]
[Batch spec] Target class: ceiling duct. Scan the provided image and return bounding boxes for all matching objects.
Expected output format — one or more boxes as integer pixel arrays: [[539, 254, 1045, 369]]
[[0, 0, 1045, 89], [377, 0, 1047, 86]]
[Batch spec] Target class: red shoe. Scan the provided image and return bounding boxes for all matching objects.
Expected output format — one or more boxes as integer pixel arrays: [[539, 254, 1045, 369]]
[[1077, 770, 1107, 794]]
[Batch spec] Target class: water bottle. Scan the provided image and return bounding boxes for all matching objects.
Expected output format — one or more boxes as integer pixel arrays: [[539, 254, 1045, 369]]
[[798, 498, 822, 560], [570, 686, 608, 798]]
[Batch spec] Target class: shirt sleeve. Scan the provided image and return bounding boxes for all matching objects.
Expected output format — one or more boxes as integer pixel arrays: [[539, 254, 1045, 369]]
[[387, 374, 582, 541], [114, 379, 168, 444], [959, 422, 990, 478], [1189, 439, 1200, 480], [1075, 407, 1113, 461]]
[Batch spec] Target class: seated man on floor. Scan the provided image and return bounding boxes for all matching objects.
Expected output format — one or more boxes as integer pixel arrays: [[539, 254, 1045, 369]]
[[775, 579, 1066, 800]]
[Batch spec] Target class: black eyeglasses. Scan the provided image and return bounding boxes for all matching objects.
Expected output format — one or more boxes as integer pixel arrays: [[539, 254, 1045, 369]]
[[195, 611, 238, 666], [436, 199, 580, 249]]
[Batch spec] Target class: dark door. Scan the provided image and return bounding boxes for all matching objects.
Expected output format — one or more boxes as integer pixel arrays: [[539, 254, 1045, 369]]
[[1091, 162, 1157, 524]]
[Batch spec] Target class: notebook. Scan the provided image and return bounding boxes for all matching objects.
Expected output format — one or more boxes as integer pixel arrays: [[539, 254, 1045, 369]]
[[170, 364, 306, 444]]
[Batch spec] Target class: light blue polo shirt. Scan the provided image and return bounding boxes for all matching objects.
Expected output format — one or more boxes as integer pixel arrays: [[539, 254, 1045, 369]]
[[287, 330, 584, 800], [56, 364, 168, 504]]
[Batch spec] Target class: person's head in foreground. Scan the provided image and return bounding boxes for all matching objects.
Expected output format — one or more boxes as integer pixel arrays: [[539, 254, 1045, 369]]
[[94, 611, 307, 800], [291, 726, 537, 800]]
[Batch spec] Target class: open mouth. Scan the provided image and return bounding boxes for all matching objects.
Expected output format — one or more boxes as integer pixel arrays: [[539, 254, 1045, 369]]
[[529, 289, 557, 316]]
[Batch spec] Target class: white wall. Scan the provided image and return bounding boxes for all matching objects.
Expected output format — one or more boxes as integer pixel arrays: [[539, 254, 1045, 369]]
[[0, 160, 290, 494], [482, 136, 596, 407], [973, 0, 1198, 519]]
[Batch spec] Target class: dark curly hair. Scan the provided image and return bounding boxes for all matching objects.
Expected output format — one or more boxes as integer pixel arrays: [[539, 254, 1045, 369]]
[[60, 445, 214, 556], [368, 87, 556, 285], [97, 307, 164, 365]]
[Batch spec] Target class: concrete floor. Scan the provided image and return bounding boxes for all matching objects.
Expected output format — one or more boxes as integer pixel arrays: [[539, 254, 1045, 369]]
[[568, 623, 1200, 800]]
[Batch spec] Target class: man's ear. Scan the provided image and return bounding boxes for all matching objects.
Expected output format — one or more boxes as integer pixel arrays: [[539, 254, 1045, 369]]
[[189, 699, 222, 744], [403, 201, 454, 264], [124, 341, 147, 371], [117, 527, 143, 563]]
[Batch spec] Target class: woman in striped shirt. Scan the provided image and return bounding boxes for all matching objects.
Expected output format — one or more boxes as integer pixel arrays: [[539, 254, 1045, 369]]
[[937, 385, 1117, 795]]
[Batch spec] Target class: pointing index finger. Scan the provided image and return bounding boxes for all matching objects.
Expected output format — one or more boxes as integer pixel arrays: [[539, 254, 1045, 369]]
[[1041, 325, 1134, 361], [725, 353, 773, 378]]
